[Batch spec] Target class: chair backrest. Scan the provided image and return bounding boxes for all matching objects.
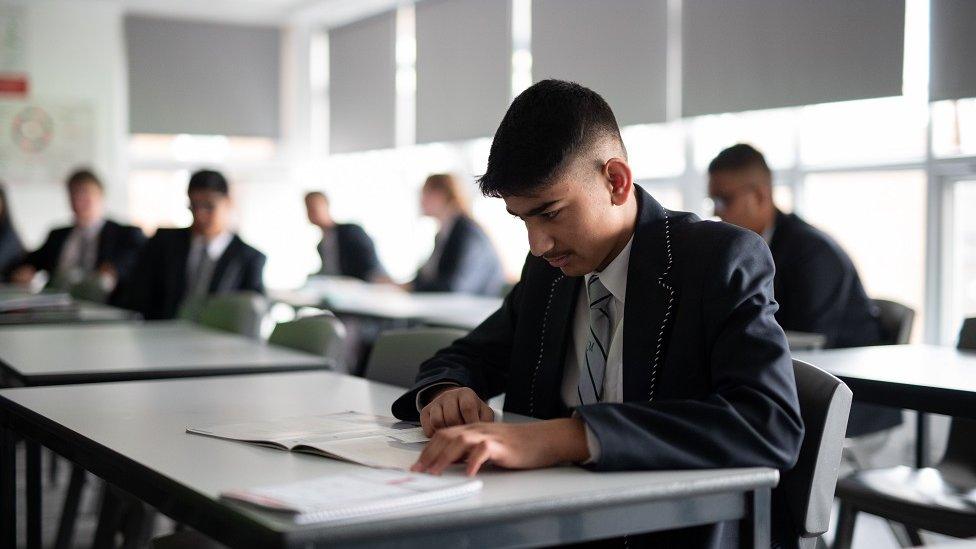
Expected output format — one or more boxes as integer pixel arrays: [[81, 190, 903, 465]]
[[195, 292, 268, 339], [958, 317, 976, 351], [872, 299, 915, 344], [364, 328, 467, 388], [269, 313, 347, 371], [780, 359, 853, 545]]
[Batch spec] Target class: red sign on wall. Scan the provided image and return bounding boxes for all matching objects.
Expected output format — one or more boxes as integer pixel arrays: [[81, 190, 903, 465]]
[[0, 73, 29, 97]]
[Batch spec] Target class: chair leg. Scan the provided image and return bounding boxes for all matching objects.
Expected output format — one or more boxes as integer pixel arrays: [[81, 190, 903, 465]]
[[832, 502, 858, 549], [121, 501, 156, 549], [55, 464, 88, 549], [92, 487, 125, 549], [905, 527, 924, 547], [48, 449, 61, 485]]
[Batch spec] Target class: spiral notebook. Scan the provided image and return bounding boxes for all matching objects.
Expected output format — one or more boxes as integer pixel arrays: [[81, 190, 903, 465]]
[[222, 469, 482, 524]]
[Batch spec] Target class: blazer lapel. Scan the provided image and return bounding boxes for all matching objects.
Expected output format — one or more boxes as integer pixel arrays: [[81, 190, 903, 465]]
[[173, 229, 192, 300], [623, 187, 678, 403], [529, 272, 580, 418]]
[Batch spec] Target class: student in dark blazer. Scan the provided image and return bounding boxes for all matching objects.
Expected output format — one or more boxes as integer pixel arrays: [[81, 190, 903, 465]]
[[8, 169, 145, 293], [707, 144, 897, 438], [124, 170, 265, 320], [0, 183, 25, 276], [305, 191, 388, 282], [392, 81, 804, 548], [410, 173, 505, 296]]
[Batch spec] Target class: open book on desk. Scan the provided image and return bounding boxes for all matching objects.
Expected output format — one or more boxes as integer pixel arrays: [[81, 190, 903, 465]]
[[186, 411, 428, 471], [223, 469, 482, 525]]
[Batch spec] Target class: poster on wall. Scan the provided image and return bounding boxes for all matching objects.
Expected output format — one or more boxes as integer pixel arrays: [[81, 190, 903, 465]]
[[0, 100, 95, 185], [0, 5, 29, 97]]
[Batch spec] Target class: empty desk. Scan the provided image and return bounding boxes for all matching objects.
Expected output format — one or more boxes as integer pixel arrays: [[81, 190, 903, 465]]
[[1, 371, 776, 548]]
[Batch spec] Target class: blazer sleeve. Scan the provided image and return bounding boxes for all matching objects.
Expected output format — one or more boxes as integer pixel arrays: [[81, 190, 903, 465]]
[[118, 233, 163, 318], [350, 225, 386, 280], [778, 241, 853, 347], [20, 231, 61, 273], [241, 251, 266, 294], [107, 226, 148, 281], [576, 231, 804, 471], [391, 260, 526, 421]]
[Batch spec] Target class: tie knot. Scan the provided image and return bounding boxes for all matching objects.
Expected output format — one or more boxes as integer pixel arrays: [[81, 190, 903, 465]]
[[587, 275, 611, 309]]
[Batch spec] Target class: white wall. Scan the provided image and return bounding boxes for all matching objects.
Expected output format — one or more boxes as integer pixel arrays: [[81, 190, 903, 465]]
[[3, 0, 128, 248]]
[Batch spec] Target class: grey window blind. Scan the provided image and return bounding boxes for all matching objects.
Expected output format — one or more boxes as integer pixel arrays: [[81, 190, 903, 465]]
[[126, 16, 281, 137]]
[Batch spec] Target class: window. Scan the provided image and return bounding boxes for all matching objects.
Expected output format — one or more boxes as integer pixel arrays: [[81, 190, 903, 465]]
[[801, 170, 927, 341], [931, 98, 976, 158], [947, 179, 976, 341], [798, 96, 926, 167], [691, 107, 796, 171]]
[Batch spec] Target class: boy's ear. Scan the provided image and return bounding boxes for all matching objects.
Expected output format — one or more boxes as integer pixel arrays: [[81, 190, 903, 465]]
[[604, 157, 633, 206]]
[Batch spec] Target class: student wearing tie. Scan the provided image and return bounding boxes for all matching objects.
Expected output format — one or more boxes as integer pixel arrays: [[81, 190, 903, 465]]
[[8, 169, 146, 293], [0, 183, 25, 276], [706, 144, 897, 450], [124, 169, 265, 320], [409, 173, 505, 296], [392, 81, 803, 547], [305, 191, 388, 282]]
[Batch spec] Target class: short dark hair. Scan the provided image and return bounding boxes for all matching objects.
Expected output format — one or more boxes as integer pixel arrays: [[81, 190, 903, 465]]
[[707, 143, 771, 176], [66, 168, 103, 192], [477, 79, 625, 198], [187, 169, 229, 196]]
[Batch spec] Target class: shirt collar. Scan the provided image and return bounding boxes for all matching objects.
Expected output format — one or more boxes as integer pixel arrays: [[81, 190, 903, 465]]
[[75, 218, 105, 237], [761, 218, 777, 245], [585, 234, 634, 304], [193, 231, 234, 259]]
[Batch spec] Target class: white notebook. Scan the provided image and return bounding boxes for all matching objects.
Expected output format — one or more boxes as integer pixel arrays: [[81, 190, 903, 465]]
[[186, 411, 427, 470], [222, 469, 482, 524]]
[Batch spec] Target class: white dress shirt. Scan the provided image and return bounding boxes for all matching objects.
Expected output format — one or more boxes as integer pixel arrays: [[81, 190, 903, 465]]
[[185, 231, 233, 298], [56, 218, 105, 285], [317, 228, 341, 276], [418, 215, 458, 281], [561, 236, 633, 461]]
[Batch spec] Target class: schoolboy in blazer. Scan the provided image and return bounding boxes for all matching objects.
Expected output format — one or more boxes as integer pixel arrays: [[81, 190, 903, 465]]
[[392, 80, 804, 548]]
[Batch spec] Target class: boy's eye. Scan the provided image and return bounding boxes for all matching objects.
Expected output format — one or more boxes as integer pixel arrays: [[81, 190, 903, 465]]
[[543, 209, 560, 220]]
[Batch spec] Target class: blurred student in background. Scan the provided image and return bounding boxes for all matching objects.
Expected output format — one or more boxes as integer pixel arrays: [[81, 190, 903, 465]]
[[0, 183, 25, 276], [409, 173, 504, 296], [305, 191, 389, 282], [707, 143, 899, 445], [124, 169, 265, 320], [8, 169, 145, 295]]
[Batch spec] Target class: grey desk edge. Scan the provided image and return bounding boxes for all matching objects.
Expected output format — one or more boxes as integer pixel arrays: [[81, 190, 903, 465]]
[[0, 392, 777, 548]]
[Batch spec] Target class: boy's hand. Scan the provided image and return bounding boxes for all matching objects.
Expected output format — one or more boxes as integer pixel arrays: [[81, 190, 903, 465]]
[[411, 418, 589, 476], [420, 386, 493, 436]]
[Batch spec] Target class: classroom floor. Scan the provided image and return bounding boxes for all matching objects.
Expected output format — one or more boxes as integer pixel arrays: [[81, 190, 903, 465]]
[[10, 414, 960, 548]]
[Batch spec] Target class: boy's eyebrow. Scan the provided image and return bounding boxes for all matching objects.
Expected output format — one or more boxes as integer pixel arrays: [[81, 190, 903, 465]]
[[507, 200, 560, 218]]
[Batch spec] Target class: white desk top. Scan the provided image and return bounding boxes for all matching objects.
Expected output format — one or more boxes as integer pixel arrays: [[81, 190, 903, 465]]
[[0, 371, 777, 546], [271, 282, 502, 331], [0, 320, 327, 386], [793, 344, 976, 418]]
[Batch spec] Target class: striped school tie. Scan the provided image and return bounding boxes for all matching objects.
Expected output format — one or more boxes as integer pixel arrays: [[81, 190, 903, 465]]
[[578, 275, 612, 405]]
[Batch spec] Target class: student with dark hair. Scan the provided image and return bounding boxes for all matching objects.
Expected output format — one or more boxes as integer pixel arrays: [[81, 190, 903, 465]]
[[0, 183, 25, 276], [305, 191, 388, 282], [124, 169, 265, 320], [410, 173, 504, 296], [8, 169, 145, 294], [707, 143, 897, 440], [392, 80, 804, 547]]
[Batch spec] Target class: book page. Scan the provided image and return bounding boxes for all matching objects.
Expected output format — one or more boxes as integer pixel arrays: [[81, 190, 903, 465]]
[[187, 411, 427, 460]]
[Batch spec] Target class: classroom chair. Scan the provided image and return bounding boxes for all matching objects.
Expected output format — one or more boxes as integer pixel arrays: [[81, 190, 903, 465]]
[[195, 292, 268, 340], [831, 320, 976, 548], [781, 359, 853, 548], [363, 328, 467, 388], [872, 299, 915, 345], [269, 312, 347, 372]]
